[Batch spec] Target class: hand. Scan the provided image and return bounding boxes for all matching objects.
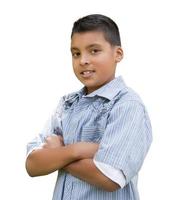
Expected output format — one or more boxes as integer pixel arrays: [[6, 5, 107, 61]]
[[42, 135, 64, 149], [73, 142, 99, 159]]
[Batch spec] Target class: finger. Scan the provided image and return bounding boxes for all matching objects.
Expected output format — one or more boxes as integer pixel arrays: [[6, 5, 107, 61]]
[[42, 143, 48, 148], [45, 136, 51, 142], [45, 135, 56, 141], [57, 135, 63, 140]]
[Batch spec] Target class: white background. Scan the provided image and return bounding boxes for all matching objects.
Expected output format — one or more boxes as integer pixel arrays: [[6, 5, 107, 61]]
[[0, 0, 184, 199]]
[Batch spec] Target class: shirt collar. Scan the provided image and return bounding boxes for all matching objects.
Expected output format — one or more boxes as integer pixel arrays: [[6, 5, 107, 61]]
[[82, 76, 128, 100]]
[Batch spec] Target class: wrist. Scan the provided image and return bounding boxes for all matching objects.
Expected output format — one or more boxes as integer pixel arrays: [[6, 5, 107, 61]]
[[66, 143, 81, 161]]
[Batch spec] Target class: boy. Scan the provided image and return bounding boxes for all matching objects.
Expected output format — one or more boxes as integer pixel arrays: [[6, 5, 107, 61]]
[[26, 14, 152, 200]]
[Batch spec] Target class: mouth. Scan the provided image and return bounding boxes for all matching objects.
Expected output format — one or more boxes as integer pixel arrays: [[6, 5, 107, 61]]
[[80, 70, 95, 78]]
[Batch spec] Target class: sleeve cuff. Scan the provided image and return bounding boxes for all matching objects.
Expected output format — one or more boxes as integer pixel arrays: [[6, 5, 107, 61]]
[[93, 159, 126, 188]]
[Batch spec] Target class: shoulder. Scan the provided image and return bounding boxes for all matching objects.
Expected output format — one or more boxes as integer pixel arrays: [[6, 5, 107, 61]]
[[107, 86, 152, 125], [112, 86, 145, 109], [110, 87, 152, 129]]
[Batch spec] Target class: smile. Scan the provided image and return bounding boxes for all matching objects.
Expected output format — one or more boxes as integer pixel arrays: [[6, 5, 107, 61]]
[[80, 70, 95, 78]]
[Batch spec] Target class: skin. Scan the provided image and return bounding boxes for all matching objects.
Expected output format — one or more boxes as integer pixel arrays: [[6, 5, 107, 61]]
[[71, 31, 123, 94], [26, 135, 99, 177], [26, 31, 123, 192]]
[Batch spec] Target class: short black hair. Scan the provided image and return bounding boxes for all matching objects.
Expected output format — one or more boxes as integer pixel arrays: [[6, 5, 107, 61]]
[[71, 14, 121, 46]]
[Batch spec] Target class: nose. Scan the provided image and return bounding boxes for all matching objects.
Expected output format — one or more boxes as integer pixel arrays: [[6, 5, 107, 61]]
[[79, 54, 90, 66]]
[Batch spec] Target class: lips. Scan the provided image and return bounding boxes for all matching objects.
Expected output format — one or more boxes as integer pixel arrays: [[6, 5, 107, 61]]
[[80, 70, 95, 78]]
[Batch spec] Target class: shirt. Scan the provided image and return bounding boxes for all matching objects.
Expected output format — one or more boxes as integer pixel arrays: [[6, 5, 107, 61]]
[[93, 160, 126, 188], [26, 76, 152, 200]]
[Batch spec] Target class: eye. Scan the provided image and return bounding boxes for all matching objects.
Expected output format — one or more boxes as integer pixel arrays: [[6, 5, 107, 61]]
[[72, 52, 80, 58], [91, 49, 101, 54]]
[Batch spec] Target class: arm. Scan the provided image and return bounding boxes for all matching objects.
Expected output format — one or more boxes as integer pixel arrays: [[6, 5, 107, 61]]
[[26, 135, 98, 177], [64, 159, 120, 192], [26, 145, 77, 177]]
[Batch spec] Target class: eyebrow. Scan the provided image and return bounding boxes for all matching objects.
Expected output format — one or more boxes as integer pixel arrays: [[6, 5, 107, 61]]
[[71, 43, 102, 51]]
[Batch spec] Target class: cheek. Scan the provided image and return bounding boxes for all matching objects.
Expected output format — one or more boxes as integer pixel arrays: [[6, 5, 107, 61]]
[[73, 68, 79, 76], [94, 57, 112, 70], [96, 53, 114, 64], [93, 56, 107, 66], [72, 60, 78, 71], [72, 65, 78, 77], [72, 59, 76, 67]]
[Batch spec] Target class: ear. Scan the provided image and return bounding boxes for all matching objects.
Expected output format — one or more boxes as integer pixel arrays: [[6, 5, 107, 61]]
[[114, 46, 124, 63]]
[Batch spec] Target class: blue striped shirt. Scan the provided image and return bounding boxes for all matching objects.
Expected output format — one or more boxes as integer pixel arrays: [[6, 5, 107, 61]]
[[27, 76, 152, 200]]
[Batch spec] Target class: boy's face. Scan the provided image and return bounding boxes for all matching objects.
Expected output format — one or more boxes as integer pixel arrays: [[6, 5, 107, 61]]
[[71, 31, 123, 94]]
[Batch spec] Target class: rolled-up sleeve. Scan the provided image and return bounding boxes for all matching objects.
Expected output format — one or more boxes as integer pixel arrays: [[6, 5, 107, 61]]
[[26, 99, 63, 156], [94, 100, 152, 184]]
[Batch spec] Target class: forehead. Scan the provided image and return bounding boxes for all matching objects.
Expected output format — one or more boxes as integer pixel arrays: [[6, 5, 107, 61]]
[[71, 31, 110, 49]]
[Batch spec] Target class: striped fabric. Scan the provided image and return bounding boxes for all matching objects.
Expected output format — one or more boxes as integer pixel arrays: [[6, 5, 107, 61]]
[[27, 76, 152, 200]]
